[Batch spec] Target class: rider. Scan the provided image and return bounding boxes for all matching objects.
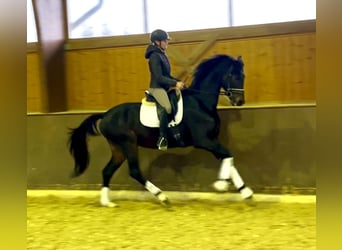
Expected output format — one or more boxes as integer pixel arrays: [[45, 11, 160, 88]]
[[145, 29, 185, 150]]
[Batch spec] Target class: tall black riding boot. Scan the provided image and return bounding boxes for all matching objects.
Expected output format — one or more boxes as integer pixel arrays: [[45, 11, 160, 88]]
[[156, 105, 169, 150]]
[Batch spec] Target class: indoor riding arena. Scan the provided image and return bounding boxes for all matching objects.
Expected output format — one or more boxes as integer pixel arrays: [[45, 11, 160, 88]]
[[27, 2, 316, 249]]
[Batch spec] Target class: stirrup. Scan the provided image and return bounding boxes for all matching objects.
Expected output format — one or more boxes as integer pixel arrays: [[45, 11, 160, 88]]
[[157, 137, 168, 151]]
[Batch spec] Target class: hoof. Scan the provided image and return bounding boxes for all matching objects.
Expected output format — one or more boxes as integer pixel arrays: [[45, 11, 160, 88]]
[[161, 198, 171, 207], [244, 196, 256, 207], [157, 193, 171, 207], [213, 180, 230, 192], [240, 187, 254, 199], [100, 201, 118, 208]]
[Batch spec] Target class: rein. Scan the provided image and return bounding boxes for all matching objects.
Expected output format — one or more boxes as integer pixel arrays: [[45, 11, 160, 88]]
[[184, 65, 244, 97], [185, 87, 244, 97]]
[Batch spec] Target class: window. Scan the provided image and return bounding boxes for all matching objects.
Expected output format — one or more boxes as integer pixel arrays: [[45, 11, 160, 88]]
[[67, 0, 145, 38], [66, 0, 230, 38], [27, 0, 38, 42], [27, 0, 316, 42], [231, 0, 316, 26], [146, 0, 230, 32]]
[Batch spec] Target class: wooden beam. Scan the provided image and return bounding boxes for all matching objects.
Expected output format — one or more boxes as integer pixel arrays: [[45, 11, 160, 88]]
[[169, 34, 218, 79], [63, 20, 315, 51], [33, 0, 67, 112]]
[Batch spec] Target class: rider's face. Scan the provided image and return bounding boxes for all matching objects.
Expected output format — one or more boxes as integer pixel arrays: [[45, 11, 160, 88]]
[[156, 40, 168, 51]]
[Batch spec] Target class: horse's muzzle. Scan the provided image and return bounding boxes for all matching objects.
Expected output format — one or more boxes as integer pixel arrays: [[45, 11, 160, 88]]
[[236, 99, 245, 106], [230, 96, 245, 106]]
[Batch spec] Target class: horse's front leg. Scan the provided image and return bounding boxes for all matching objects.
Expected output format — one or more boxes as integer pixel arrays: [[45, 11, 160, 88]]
[[213, 157, 253, 199], [194, 137, 254, 199]]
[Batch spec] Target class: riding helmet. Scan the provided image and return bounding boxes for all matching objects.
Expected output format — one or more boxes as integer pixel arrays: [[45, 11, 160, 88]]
[[150, 29, 171, 42]]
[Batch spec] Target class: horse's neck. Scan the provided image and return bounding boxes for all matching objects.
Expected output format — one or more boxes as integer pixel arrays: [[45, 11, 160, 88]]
[[189, 82, 221, 112]]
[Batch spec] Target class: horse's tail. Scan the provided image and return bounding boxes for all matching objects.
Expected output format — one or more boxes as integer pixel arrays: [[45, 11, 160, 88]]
[[68, 113, 103, 177]]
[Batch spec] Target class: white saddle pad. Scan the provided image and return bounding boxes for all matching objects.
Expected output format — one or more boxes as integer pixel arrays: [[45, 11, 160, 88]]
[[139, 93, 183, 128]]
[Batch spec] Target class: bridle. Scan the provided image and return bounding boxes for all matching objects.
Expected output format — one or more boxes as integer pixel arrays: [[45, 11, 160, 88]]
[[223, 88, 244, 97], [186, 73, 244, 98], [223, 75, 244, 97]]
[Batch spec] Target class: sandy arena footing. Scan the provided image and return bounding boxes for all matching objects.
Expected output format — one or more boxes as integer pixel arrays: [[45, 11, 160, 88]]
[[27, 190, 316, 203]]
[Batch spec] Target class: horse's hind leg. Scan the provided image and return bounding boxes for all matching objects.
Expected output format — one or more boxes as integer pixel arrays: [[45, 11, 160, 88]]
[[121, 134, 170, 206], [100, 143, 125, 207]]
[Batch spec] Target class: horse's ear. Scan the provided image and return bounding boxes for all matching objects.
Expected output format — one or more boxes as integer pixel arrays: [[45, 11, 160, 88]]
[[237, 55, 244, 66]]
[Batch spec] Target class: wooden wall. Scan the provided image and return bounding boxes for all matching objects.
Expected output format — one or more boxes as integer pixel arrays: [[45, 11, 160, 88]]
[[27, 21, 315, 113], [65, 45, 150, 110], [27, 107, 316, 193], [27, 52, 43, 112]]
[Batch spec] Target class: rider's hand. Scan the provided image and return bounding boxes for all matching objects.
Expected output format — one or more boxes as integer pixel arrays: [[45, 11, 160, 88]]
[[176, 81, 185, 89]]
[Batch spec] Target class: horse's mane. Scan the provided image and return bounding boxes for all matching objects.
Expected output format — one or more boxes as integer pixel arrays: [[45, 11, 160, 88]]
[[190, 54, 236, 89]]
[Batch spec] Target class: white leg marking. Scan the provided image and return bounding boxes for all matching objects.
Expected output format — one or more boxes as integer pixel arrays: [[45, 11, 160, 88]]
[[213, 158, 254, 198], [218, 157, 233, 180], [145, 181, 170, 204], [145, 181, 162, 195], [240, 187, 254, 199], [213, 180, 230, 192], [230, 166, 244, 189], [156, 193, 168, 203], [229, 167, 254, 199], [213, 157, 233, 192], [100, 187, 118, 207]]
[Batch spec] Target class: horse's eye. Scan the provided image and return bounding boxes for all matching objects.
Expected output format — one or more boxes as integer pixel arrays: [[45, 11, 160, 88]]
[[236, 73, 244, 80]]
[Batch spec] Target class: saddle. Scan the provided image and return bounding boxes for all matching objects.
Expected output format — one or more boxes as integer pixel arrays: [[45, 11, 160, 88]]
[[139, 89, 183, 128]]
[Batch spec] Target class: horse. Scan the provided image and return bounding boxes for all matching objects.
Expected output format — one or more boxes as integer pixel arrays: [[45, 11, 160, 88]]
[[68, 54, 253, 207]]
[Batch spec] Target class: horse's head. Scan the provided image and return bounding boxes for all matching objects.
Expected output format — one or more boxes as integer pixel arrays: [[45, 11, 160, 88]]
[[221, 56, 245, 106], [191, 54, 246, 106]]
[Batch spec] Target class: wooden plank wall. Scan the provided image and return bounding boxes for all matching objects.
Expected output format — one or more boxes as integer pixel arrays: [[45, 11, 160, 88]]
[[27, 52, 43, 112], [27, 22, 315, 113], [65, 45, 150, 110]]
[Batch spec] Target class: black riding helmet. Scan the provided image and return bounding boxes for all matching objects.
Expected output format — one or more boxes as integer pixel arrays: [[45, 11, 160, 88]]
[[150, 29, 171, 43]]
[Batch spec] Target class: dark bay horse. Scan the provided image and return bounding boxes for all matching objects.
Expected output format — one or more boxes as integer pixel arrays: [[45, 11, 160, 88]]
[[68, 54, 253, 207]]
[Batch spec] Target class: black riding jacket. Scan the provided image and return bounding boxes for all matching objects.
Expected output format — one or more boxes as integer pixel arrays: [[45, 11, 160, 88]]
[[145, 44, 178, 90]]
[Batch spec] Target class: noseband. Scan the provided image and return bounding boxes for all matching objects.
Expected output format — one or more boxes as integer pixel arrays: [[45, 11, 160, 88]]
[[223, 88, 244, 97]]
